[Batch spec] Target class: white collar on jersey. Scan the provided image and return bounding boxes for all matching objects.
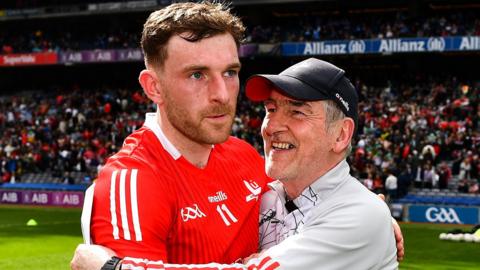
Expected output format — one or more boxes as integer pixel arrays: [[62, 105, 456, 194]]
[[143, 112, 181, 160]]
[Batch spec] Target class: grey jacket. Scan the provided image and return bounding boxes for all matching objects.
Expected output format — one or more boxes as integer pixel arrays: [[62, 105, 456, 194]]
[[258, 160, 398, 270]]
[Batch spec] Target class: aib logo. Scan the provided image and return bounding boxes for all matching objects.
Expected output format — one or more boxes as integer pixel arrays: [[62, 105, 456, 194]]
[[181, 204, 206, 222], [425, 207, 461, 224]]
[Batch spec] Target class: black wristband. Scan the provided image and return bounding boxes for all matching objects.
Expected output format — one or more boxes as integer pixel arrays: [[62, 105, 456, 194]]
[[101, 256, 122, 270]]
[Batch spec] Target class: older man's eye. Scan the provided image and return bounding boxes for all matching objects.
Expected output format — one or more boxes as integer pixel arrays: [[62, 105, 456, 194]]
[[264, 104, 276, 113], [292, 110, 305, 115], [266, 108, 276, 113]]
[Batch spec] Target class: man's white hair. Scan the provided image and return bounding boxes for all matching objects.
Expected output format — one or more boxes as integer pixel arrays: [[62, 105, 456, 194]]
[[323, 100, 353, 156]]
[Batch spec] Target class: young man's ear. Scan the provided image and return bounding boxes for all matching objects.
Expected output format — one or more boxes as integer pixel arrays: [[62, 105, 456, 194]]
[[332, 118, 355, 153], [139, 69, 164, 105]]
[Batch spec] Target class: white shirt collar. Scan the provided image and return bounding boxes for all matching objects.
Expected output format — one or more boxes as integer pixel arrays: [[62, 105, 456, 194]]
[[269, 159, 351, 210], [143, 112, 181, 160]]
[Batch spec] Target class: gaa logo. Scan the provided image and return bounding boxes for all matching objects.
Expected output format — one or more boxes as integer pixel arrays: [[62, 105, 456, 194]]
[[348, 40, 366, 54], [425, 207, 461, 224], [181, 204, 206, 222], [427, 37, 445, 52]]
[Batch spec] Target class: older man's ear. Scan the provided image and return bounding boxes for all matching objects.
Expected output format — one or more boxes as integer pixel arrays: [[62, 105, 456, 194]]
[[331, 118, 354, 154]]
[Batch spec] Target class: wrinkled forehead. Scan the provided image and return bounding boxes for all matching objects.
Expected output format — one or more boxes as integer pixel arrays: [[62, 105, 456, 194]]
[[264, 88, 324, 111]]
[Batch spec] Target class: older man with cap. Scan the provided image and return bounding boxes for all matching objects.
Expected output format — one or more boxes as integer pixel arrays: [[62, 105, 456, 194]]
[[248, 57, 398, 269]]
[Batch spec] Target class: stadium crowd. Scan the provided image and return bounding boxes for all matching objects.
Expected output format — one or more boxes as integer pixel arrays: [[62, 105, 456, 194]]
[[245, 11, 480, 43], [0, 88, 150, 184], [350, 77, 480, 198], [0, 77, 479, 197], [0, 29, 141, 55], [2, 11, 480, 54]]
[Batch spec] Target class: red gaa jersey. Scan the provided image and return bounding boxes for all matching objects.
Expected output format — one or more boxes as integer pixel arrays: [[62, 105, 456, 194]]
[[91, 113, 269, 263]]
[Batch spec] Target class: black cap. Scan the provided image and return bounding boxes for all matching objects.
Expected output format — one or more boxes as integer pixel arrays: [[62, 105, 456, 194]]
[[245, 58, 358, 134]]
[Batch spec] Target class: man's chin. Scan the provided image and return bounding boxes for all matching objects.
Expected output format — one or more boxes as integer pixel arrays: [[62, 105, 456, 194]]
[[201, 130, 231, 145], [265, 167, 281, 180]]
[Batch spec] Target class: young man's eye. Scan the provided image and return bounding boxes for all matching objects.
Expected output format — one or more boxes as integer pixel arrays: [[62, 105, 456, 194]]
[[190, 72, 203, 80], [224, 70, 238, 77]]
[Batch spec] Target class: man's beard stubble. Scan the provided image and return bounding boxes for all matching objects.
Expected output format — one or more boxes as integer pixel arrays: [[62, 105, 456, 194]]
[[163, 93, 236, 145]]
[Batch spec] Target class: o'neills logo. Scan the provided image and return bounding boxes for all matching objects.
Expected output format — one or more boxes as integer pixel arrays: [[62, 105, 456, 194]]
[[208, 191, 228, 203], [335, 93, 349, 111]]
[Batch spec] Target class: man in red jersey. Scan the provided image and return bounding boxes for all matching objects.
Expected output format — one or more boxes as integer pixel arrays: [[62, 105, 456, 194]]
[[71, 2, 269, 270]]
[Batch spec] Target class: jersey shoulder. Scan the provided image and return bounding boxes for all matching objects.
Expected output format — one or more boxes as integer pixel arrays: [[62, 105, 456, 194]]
[[105, 126, 175, 173]]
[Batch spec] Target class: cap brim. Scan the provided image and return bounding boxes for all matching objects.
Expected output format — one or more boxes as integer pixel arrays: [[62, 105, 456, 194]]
[[245, 75, 329, 102]]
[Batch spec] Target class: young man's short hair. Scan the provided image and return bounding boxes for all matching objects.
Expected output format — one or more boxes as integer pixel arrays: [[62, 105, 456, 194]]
[[141, 2, 245, 68]]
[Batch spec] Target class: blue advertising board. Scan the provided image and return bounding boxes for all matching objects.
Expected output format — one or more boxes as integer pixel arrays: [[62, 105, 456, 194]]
[[281, 36, 480, 56], [408, 205, 479, 225]]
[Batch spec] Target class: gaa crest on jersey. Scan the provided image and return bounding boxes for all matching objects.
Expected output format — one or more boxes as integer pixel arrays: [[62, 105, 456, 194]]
[[180, 204, 206, 222], [243, 180, 262, 202]]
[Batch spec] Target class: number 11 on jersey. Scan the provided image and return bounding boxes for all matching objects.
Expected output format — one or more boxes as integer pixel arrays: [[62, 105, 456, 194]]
[[216, 204, 238, 226]]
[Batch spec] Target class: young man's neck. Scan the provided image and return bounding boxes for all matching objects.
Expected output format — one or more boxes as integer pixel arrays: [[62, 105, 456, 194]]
[[157, 113, 213, 169]]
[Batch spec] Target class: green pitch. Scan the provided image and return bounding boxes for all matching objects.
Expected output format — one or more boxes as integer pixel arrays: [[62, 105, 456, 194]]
[[0, 205, 83, 270], [1, 205, 479, 269], [400, 222, 480, 270]]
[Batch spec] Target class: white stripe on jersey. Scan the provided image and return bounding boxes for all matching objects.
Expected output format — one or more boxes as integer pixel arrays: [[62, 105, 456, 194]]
[[119, 169, 131, 240], [122, 257, 164, 270], [110, 170, 119, 240], [130, 169, 142, 241]]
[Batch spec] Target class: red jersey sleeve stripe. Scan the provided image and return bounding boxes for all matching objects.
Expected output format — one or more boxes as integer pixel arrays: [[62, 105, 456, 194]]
[[119, 168, 132, 240], [262, 261, 280, 270], [248, 256, 279, 270], [110, 170, 120, 240], [130, 168, 143, 241]]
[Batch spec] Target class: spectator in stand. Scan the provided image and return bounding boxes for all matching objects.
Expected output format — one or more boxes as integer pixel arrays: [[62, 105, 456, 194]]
[[397, 165, 412, 198], [459, 157, 472, 181], [458, 179, 470, 193], [363, 172, 374, 191], [423, 162, 436, 189], [438, 162, 452, 189], [469, 180, 479, 194], [385, 170, 398, 202]]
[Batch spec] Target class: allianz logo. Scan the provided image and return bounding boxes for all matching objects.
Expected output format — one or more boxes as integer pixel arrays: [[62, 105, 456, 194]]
[[427, 37, 445, 51], [425, 207, 462, 224], [348, 40, 366, 54]]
